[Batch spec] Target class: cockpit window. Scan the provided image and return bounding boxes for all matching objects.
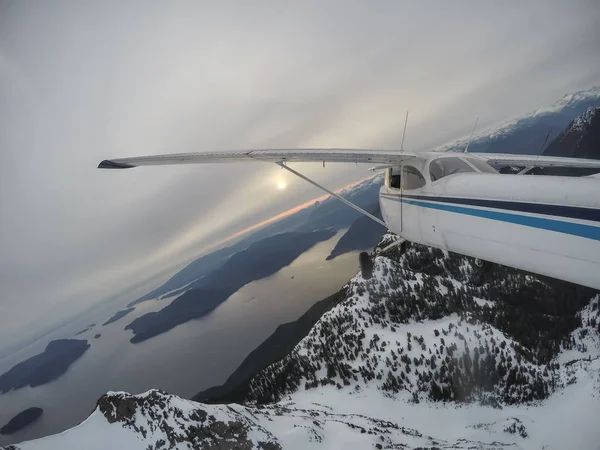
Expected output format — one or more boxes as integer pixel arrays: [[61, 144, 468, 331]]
[[402, 165, 426, 190], [429, 157, 475, 182], [464, 157, 498, 174]]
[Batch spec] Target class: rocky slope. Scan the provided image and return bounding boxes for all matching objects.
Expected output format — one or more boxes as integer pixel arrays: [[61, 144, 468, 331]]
[[544, 106, 600, 160], [5, 237, 600, 449]]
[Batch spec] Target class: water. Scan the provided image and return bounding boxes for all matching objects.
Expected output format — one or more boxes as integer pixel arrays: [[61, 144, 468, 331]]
[[0, 232, 362, 446]]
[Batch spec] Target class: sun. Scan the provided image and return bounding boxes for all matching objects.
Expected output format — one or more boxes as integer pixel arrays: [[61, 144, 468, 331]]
[[277, 180, 287, 190]]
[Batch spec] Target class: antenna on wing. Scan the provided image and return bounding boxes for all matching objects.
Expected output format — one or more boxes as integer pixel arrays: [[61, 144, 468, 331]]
[[463, 116, 479, 153], [400, 111, 409, 151], [533, 126, 554, 169], [539, 127, 553, 153]]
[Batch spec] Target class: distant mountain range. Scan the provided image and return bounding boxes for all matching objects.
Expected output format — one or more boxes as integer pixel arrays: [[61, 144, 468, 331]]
[[127, 176, 383, 308], [440, 86, 600, 155]]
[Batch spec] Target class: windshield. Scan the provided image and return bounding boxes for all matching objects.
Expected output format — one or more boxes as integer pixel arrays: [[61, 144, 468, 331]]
[[429, 157, 475, 181], [464, 158, 498, 173]]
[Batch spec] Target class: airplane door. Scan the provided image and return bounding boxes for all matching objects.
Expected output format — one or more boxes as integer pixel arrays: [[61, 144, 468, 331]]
[[398, 169, 402, 233], [400, 164, 428, 243]]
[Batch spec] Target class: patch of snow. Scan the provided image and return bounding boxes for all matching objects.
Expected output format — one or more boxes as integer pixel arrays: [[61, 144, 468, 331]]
[[473, 297, 495, 308]]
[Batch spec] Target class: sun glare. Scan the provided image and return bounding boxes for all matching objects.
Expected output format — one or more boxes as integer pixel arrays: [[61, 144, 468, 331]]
[[277, 180, 287, 190]]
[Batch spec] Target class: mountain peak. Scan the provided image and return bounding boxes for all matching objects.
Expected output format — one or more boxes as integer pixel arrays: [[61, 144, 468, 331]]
[[93, 389, 281, 449], [533, 86, 600, 117]]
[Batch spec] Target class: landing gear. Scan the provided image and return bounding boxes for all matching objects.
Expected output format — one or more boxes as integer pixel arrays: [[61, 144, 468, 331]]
[[474, 258, 492, 272], [377, 238, 407, 257], [359, 252, 374, 279]]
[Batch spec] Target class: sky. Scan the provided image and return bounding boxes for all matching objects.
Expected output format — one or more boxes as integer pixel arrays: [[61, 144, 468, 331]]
[[0, 0, 599, 352]]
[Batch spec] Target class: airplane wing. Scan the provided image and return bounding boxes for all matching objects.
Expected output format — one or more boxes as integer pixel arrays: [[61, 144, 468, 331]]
[[470, 153, 600, 169], [98, 149, 416, 169]]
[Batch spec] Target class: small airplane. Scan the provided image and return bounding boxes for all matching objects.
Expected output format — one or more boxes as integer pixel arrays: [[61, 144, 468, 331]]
[[99, 148, 600, 290]]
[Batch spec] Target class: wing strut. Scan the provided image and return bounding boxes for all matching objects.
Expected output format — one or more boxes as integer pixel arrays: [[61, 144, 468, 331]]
[[276, 163, 387, 228]]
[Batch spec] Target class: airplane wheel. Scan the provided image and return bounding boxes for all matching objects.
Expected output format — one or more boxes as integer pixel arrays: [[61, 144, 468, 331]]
[[474, 259, 491, 272], [472, 259, 492, 285], [400, 240, 408, 255], [359, 252, 374, 279]]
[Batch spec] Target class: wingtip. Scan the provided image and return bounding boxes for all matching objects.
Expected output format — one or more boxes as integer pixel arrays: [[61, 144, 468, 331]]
[[98, 159, 136, 169]]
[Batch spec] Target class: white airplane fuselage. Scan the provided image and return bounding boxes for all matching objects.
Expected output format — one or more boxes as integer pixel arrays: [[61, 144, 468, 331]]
[[379, 154, 600, 290]]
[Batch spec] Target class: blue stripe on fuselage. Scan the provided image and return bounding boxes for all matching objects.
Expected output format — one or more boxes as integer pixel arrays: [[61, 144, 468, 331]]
[[402, 193, 600, 223], [380, 194, 600, 241]]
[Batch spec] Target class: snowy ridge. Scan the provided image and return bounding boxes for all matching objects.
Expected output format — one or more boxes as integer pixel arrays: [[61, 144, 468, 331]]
[[8, 388, 573, 450], [436, 112, 527, 152], [531, 86, 600, 117], [436, 85, 600, 153]]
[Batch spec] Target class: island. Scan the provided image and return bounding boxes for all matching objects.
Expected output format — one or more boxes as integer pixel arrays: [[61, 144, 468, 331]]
[[74, 323, 95, 336], [1, 407, 43, 435], [94, 334, 101, 339], [102, 307, 135, 326], [0, 339, 90, 394], [125, 230, 336, 343]]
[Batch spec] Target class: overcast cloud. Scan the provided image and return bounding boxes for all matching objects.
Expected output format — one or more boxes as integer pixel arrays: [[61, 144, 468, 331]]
[[0, 0, 599, 352]]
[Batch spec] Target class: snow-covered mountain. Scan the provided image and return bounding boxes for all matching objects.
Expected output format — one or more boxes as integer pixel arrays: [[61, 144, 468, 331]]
[[439, 86, 600, 155], [543, 106, 600, 160], [240, 241, 599, 404], [5, 238, 599, 449]]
